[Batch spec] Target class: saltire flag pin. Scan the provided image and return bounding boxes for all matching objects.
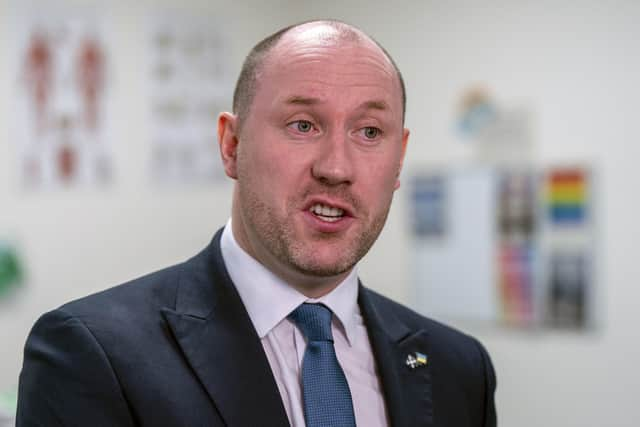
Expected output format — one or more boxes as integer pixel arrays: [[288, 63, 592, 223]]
[[406, 352, 428, 369]]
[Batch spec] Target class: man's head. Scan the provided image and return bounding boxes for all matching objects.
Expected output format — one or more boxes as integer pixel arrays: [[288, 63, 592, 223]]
[[232, 20, 407, 133], [218, 20, 409, 297]]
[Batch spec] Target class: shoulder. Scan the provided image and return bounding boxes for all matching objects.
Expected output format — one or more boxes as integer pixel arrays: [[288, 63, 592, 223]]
[[361, 286, 497, 424], [55, 228, 226, 321], [362, 287, 493, 370], [30, 229, 226, 349], [362, 287, 476, 341], [58, 262, 183, 321], [21, 260, 191, 396], [26, 260, 190, 358], [17, 264, 192, 426]]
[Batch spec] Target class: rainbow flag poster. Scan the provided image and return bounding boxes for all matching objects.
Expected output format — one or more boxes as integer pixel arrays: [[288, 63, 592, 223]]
[[546, 168, 588, 226]]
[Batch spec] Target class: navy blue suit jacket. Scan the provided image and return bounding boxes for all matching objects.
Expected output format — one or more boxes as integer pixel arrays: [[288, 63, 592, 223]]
[[17, 229, 496, 426]]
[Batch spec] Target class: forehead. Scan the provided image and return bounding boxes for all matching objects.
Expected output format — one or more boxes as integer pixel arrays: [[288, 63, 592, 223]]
[[255, 26, 402, 112]]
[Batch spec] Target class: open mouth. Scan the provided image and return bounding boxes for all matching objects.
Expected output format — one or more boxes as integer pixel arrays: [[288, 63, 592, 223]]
[[309, 203, 345, 223]]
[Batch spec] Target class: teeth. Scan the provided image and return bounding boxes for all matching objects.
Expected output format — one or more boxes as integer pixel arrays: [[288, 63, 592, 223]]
[[310, 203, 344, 221], [317, 215, 340, 222]]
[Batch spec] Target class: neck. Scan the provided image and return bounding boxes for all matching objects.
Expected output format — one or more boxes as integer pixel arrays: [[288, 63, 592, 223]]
[[229, 210, 352, 299], [285, 270, 352, 299]]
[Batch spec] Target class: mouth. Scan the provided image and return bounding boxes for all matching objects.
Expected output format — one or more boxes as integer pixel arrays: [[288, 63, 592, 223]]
[[309, 203, 345, 222]]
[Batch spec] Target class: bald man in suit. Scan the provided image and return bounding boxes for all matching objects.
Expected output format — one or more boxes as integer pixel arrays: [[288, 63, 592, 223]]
[[18, 20, 496, 427]]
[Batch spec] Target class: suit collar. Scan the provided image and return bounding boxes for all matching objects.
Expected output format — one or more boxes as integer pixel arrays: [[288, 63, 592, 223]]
[[359, 285, 434, 427], [358, 284, 411, 342], [162, 229, 289, 427]]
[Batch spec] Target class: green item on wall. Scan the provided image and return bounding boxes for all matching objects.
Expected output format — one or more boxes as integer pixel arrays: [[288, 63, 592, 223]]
[[0, 242, 23, 297], [0, 387, 17, 412], [0, 387, 17, 421]]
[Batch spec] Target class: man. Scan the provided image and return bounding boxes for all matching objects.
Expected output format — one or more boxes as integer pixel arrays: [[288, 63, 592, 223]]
[[18, 20, 496, 426]]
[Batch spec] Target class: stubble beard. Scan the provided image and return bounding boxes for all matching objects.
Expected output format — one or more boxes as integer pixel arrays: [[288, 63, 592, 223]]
[[237, 180, 392, 279]]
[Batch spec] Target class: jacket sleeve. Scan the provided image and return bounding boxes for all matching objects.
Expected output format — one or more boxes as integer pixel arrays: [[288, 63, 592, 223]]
[[16, 308, 135, 427], [476, 339, 497, 427]]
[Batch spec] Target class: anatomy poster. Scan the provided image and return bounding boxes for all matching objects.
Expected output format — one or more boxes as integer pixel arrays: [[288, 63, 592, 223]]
[[13, 10, 111, 189], [148, 15, 232, 185]]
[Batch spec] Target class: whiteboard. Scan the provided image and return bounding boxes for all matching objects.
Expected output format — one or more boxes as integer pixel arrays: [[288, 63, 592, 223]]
[[411, 167, 499, 323]]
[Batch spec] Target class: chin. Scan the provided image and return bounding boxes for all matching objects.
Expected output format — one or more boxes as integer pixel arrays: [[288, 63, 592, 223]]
[[290, 252, 356, 278]]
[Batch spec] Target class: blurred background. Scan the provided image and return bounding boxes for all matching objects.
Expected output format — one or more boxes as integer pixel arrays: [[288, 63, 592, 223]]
[[1, 0, 639, 425]]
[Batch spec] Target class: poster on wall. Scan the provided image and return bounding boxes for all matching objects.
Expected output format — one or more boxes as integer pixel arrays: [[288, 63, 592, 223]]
[[148, 13, 233, 186], [409, 166, 597, 330], [541, 167, 594, 329], [496, 171, 537, 327], [455, 86, 534, 166], [12, 8, 111, 189], [410, 174, 447, 238]]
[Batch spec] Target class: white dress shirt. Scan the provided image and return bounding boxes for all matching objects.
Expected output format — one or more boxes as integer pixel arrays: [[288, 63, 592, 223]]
[[220, 220, 389, 427]]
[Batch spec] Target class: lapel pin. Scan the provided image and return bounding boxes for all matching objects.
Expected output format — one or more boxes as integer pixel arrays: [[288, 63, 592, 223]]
[[406, 352, 428, 369]]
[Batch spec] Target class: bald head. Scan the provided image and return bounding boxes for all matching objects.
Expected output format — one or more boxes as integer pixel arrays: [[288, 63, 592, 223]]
[[232, 20, 406, 129]]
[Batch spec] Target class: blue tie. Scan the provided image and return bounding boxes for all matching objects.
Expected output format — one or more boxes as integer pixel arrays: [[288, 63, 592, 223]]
[[289, 303, 356, 427]]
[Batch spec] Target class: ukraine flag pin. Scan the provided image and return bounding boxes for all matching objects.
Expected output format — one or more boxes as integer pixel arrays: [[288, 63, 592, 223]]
[[405, 352, 428, 369], [415, 352, 428, 366]]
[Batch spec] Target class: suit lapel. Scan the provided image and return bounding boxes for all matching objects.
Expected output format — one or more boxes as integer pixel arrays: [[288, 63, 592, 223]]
[[359, 286, 433, 427], [162, 230, 289, 427]]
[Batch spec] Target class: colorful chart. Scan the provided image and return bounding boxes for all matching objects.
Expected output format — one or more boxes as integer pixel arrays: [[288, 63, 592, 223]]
[[498, 241, 535, 326]]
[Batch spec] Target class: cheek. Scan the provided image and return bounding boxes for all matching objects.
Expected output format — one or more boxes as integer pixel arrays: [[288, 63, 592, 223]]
[[358, 156, 402, 205], [239, 139, 279, 179], [238, 143, 302, 207], [367, 155, 402, 188]]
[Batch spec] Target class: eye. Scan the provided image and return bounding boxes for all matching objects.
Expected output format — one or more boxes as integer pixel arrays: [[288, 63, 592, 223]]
[[362, 126, 381, 139], [288, 120, 314, 133]]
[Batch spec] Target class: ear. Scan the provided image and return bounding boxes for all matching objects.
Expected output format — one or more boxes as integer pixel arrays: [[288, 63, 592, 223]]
[[218, 112, 240, 179], [394, 128, 410, 190]]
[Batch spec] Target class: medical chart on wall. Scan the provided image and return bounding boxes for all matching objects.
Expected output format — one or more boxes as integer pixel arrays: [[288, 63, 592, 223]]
[[12, 9, 111, 189], [148, 14, 233, 186]]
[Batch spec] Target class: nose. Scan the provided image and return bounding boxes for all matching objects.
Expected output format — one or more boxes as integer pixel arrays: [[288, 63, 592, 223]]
[[311, 131, 354, 186]]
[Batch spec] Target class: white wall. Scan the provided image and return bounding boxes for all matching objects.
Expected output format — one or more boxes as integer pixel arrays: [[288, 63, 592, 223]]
[[2, 1, 639, 426]]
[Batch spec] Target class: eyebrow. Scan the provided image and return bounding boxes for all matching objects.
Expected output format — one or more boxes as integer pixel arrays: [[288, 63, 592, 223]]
[[284, 96, 323, 106], [361, 100, 390, 112], [283, 96, 390, 112]]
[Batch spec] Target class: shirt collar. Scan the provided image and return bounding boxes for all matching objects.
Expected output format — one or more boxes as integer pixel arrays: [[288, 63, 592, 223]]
[[220, 219, 359, 345]]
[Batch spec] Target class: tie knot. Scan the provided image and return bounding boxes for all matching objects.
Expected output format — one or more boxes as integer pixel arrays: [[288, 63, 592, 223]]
[[289, 303, 334, 342]]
